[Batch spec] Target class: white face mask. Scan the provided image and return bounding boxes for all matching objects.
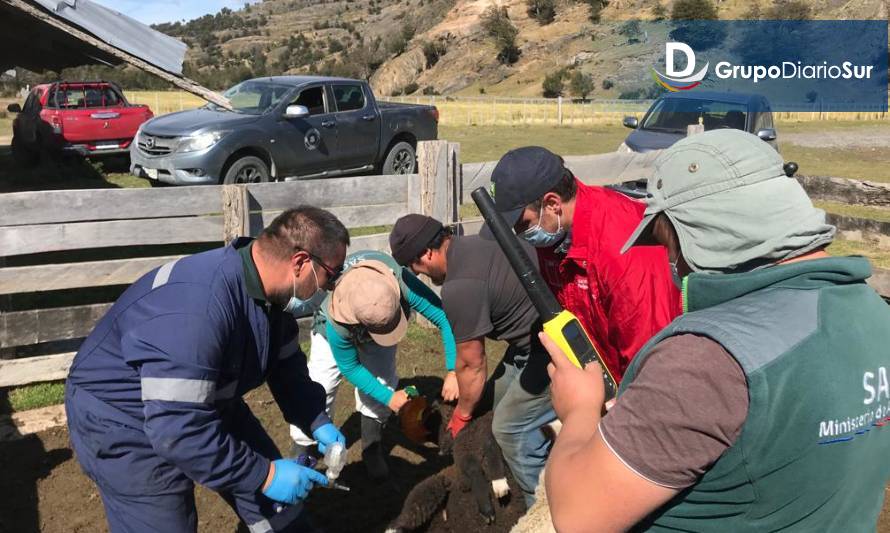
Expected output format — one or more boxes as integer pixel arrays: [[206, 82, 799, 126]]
[[521, 206, 566, 248], [283, 261, 322, 315]]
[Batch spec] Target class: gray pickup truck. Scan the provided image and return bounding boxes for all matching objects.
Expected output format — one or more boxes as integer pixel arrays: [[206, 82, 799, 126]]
[[130, 76, 439, 185]]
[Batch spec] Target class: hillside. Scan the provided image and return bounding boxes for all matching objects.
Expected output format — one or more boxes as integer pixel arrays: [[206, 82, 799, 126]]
[[147, 0, 889, 98]]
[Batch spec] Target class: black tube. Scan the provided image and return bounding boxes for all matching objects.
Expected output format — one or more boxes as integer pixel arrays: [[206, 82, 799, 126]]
[[471, 187, 563, 320]]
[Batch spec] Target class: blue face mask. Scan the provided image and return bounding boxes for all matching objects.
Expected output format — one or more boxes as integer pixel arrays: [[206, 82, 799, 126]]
[[284, 262, 323, 316], [522, 206, 566, 248]]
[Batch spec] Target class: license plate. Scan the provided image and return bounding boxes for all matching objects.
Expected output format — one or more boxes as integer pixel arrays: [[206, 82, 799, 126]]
[[144, 167, 159, 179]]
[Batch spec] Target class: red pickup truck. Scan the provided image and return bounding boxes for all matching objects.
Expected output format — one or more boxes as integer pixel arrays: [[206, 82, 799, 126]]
[[7, 81, 153, 165]]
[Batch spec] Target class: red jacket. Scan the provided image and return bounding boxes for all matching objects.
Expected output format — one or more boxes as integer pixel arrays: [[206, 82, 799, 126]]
[[537, 181, 681, 382]]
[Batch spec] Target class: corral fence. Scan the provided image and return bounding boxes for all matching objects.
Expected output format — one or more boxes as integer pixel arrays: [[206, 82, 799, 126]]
[[387, 95, 890, 127], [0, 140, 465, 389], [1, 141, 890, 390]]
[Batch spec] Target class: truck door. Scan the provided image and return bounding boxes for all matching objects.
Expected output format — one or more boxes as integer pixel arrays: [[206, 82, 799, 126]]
[[274, 85, 339, 177], [329, 83, 379, 169]]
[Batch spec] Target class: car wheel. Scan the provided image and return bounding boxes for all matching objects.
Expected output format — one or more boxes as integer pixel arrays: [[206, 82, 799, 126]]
[[222, 156, 270, 185], [11, 135, 39, 167], [381, 142, 416, 175]]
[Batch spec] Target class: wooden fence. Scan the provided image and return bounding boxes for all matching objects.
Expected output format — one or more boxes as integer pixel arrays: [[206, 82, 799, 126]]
[[2, 141, 890, 389], [0, 140, 461, 388]]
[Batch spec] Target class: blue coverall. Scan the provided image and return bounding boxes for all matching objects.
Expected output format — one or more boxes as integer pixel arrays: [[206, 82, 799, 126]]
[[65, 237, 329, 533]]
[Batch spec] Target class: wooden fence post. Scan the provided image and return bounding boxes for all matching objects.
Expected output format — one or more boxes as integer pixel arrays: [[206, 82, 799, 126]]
[[416, 140, 451, 223], [449, 142, 463, 214], [414, 140, 452, 326], [222, 184, 249, 244], [558, 96, 563, 126]]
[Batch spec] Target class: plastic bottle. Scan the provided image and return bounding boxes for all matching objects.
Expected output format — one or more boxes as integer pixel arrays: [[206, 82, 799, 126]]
[[324, 441, 347, 482]]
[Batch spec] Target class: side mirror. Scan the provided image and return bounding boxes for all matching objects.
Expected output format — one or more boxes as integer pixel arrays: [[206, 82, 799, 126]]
[[784, 162, 799, 177], [284, 105, 309, 119], [623, 116, 639, 129], [7, 103, 21, 113], [756, 128, 777, 142]]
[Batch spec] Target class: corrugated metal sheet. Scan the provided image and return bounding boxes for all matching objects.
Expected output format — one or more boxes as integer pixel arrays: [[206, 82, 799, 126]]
[[30, 0, 186, 74]]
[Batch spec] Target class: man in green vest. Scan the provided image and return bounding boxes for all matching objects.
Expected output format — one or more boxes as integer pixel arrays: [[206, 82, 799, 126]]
[[541, 129, 890, 532]]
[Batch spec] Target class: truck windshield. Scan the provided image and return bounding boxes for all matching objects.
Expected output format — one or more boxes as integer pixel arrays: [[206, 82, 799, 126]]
[[641, 98, 747, 133], [210, 81, 292, 115]]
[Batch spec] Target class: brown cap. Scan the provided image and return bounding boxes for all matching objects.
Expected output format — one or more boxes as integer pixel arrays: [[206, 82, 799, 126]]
[[329, 260, 408, 346]]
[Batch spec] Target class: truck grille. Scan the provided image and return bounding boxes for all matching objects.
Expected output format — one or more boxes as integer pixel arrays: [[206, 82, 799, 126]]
[[137, 134, 177, 156]]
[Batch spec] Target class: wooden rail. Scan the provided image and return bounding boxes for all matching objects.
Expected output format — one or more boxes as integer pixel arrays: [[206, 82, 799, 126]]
[[2, 147, 889, 389], [0, 140, 460, 388]]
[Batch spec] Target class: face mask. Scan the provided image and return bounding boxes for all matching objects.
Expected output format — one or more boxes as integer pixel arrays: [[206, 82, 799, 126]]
[[670, 260, 683, 290], [522, 206, 566, 248], [284, 261, 322, 315]]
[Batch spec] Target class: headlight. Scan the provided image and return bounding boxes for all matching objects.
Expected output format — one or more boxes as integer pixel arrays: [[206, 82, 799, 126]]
[[617, 142, 633, 153], [176, 131, 228, 153]]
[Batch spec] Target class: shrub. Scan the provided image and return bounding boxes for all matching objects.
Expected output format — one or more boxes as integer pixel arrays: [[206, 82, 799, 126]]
[[601, 78, 614, 90], [328, 38, 345, 53], [619, 20, 643, 43], [569, 71, 594, 99], [671, 0, 717, 20], [403, 82, 420, 94], [481, 5, 521, 64], [422, 86, 440, 95], [527, 0, 556, 25], [585, 0, 608, 22], [422, 40, 447, 68], [652, 1, 667, 20], [542, 69, 567, 98]]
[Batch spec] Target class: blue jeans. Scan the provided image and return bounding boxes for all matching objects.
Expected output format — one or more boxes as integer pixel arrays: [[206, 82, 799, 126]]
[[490, 352, 556, 507]]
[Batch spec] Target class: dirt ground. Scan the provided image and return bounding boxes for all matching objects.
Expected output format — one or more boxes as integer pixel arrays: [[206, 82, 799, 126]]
[[0, 331, 528, 533]]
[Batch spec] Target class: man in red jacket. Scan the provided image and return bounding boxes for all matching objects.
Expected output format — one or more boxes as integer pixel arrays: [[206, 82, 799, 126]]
[[491, 146, 680, 383]]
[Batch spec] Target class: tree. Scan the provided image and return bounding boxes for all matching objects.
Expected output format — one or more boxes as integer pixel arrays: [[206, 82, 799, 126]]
[[764, 0, 811, 20], [585, 0, 608, 22], [569, 71, 594, 99], [542, 69, 567, 98], [527, 0, 556, 25], [481, 5, 521, 64], [671, 0, 718, 19]]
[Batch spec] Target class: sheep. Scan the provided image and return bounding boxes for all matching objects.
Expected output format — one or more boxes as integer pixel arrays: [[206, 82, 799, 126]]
[[386, 407, 527, 532]]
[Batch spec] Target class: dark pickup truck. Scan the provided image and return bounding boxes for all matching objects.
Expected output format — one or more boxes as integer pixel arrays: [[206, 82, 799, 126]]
[[130, 76, 439, 185]]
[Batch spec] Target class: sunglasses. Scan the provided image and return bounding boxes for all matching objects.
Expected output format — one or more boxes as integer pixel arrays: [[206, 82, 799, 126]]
[[300, 248, 343, 286]]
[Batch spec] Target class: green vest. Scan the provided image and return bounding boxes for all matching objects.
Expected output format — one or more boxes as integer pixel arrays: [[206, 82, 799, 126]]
[[313, 250, 410, 341], [620, 257, 890, 532]]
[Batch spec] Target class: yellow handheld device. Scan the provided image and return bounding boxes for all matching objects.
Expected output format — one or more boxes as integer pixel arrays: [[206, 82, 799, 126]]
[[471, 187, 617, 400]]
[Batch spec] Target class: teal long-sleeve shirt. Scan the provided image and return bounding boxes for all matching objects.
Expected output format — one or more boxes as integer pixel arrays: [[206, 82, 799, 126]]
[[326, 271, 457, 406]]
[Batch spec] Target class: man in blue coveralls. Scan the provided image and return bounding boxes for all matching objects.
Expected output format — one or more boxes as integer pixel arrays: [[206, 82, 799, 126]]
[[65, 206, 350, 533]]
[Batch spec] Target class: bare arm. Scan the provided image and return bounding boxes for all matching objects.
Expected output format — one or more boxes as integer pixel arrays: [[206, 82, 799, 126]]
[[541, 332, 679, 533], [454, 337, 486, 417]]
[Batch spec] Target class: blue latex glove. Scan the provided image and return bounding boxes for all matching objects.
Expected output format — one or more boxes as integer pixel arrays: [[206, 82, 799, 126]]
[[312, 423, 346, 455], [262, 459, 328, 505]]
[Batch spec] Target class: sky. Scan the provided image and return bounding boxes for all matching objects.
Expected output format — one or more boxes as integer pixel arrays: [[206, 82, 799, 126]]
[[91, 0, 261, 25]]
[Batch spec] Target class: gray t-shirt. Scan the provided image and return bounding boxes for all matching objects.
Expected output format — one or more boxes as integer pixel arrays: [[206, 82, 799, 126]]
[[441, 234, 540, 360]]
